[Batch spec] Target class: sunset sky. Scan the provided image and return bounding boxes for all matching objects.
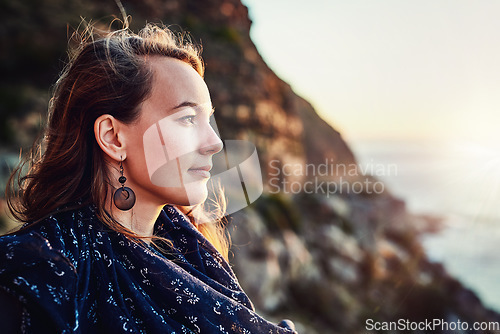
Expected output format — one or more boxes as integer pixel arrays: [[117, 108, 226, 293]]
[[240, 1, 500, 311], [242, 0, 500, 144]]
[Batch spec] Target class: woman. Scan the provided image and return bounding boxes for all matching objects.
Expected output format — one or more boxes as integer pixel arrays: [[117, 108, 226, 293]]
[[0, 23, 296, 333]]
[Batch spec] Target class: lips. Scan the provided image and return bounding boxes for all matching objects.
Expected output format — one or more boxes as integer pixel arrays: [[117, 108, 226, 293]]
[[188, 165, 212, 178]]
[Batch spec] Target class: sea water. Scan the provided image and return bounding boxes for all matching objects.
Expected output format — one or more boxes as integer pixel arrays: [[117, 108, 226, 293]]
[[350, 138, 500, 312]]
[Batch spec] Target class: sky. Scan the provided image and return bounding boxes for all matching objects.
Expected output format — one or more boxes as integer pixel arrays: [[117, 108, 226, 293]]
[[240, 1, 500, 312], [241, 0, 500, 144]]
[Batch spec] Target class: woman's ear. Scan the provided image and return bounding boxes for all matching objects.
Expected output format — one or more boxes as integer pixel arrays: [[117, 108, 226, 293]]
[[94, 114, 126, 161]]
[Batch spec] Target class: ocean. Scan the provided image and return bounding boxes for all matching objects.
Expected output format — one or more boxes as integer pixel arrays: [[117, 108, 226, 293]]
[[350, 138, 500, 312]]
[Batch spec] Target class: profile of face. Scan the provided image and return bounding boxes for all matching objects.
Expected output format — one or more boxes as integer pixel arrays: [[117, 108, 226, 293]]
[[121, 57, 223, 207]]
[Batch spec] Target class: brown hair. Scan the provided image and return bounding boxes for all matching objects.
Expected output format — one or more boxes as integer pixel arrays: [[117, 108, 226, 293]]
[[6, 23, 229, 259]]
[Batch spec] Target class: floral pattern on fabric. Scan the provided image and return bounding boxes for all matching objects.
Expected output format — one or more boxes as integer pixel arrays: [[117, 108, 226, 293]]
[[0, 204, 295, 333]]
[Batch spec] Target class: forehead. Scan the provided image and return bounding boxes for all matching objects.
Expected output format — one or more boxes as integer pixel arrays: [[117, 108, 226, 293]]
[[146, 56, 210, 111]]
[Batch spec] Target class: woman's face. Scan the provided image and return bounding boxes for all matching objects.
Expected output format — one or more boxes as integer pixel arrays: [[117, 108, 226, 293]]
[[122, 57, 223, 207]]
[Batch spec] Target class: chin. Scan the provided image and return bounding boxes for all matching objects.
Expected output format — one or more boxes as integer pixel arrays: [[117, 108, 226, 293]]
[[183, 182, 209, 206], [160, 184, 208, 207]]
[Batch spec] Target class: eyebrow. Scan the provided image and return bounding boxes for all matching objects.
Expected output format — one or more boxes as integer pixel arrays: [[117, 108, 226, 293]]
[[171, 101, 215, 114], [172, 101, 199, 110]]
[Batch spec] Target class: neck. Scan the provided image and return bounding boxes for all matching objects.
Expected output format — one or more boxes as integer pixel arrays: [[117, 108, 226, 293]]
[[109, 196, 163, 242]]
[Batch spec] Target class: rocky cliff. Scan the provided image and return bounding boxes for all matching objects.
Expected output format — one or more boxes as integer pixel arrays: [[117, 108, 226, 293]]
[[1, 0, 498, 333]]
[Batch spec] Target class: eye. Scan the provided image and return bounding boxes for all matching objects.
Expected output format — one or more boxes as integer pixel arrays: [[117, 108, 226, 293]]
[[179, 115, 196, 125]]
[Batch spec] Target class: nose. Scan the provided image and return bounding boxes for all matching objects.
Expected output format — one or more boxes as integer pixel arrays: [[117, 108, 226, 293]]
[[200, 120, 223, 155]]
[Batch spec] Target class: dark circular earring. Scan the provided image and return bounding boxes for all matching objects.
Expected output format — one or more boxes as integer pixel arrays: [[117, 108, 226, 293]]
[[113, 157, 136, 211]]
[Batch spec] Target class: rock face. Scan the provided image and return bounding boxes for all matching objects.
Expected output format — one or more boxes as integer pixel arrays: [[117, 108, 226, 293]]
[[1, 0, 499, 333], [230, 192, 500, 333], [1, 0, 356, 184]]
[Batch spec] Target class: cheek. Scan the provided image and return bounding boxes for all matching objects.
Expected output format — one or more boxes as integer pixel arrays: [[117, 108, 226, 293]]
[[150, 159, 183, 187], [157, 118, 198, 159], [142, 121, 200, 188], [143, 124, 167, 180]]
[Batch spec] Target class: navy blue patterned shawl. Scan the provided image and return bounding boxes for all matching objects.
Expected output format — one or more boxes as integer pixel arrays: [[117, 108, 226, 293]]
[[0, 204, 296, 333]]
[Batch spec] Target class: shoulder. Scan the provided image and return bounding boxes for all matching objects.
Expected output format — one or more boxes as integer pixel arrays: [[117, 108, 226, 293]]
[[0, 204, 101, 331], [0, 204, 94, 284], [3, 204, 105, 262], [0, 203, 105, 291], [0, 223, 79, 331], [0, 227, 78, 299]]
